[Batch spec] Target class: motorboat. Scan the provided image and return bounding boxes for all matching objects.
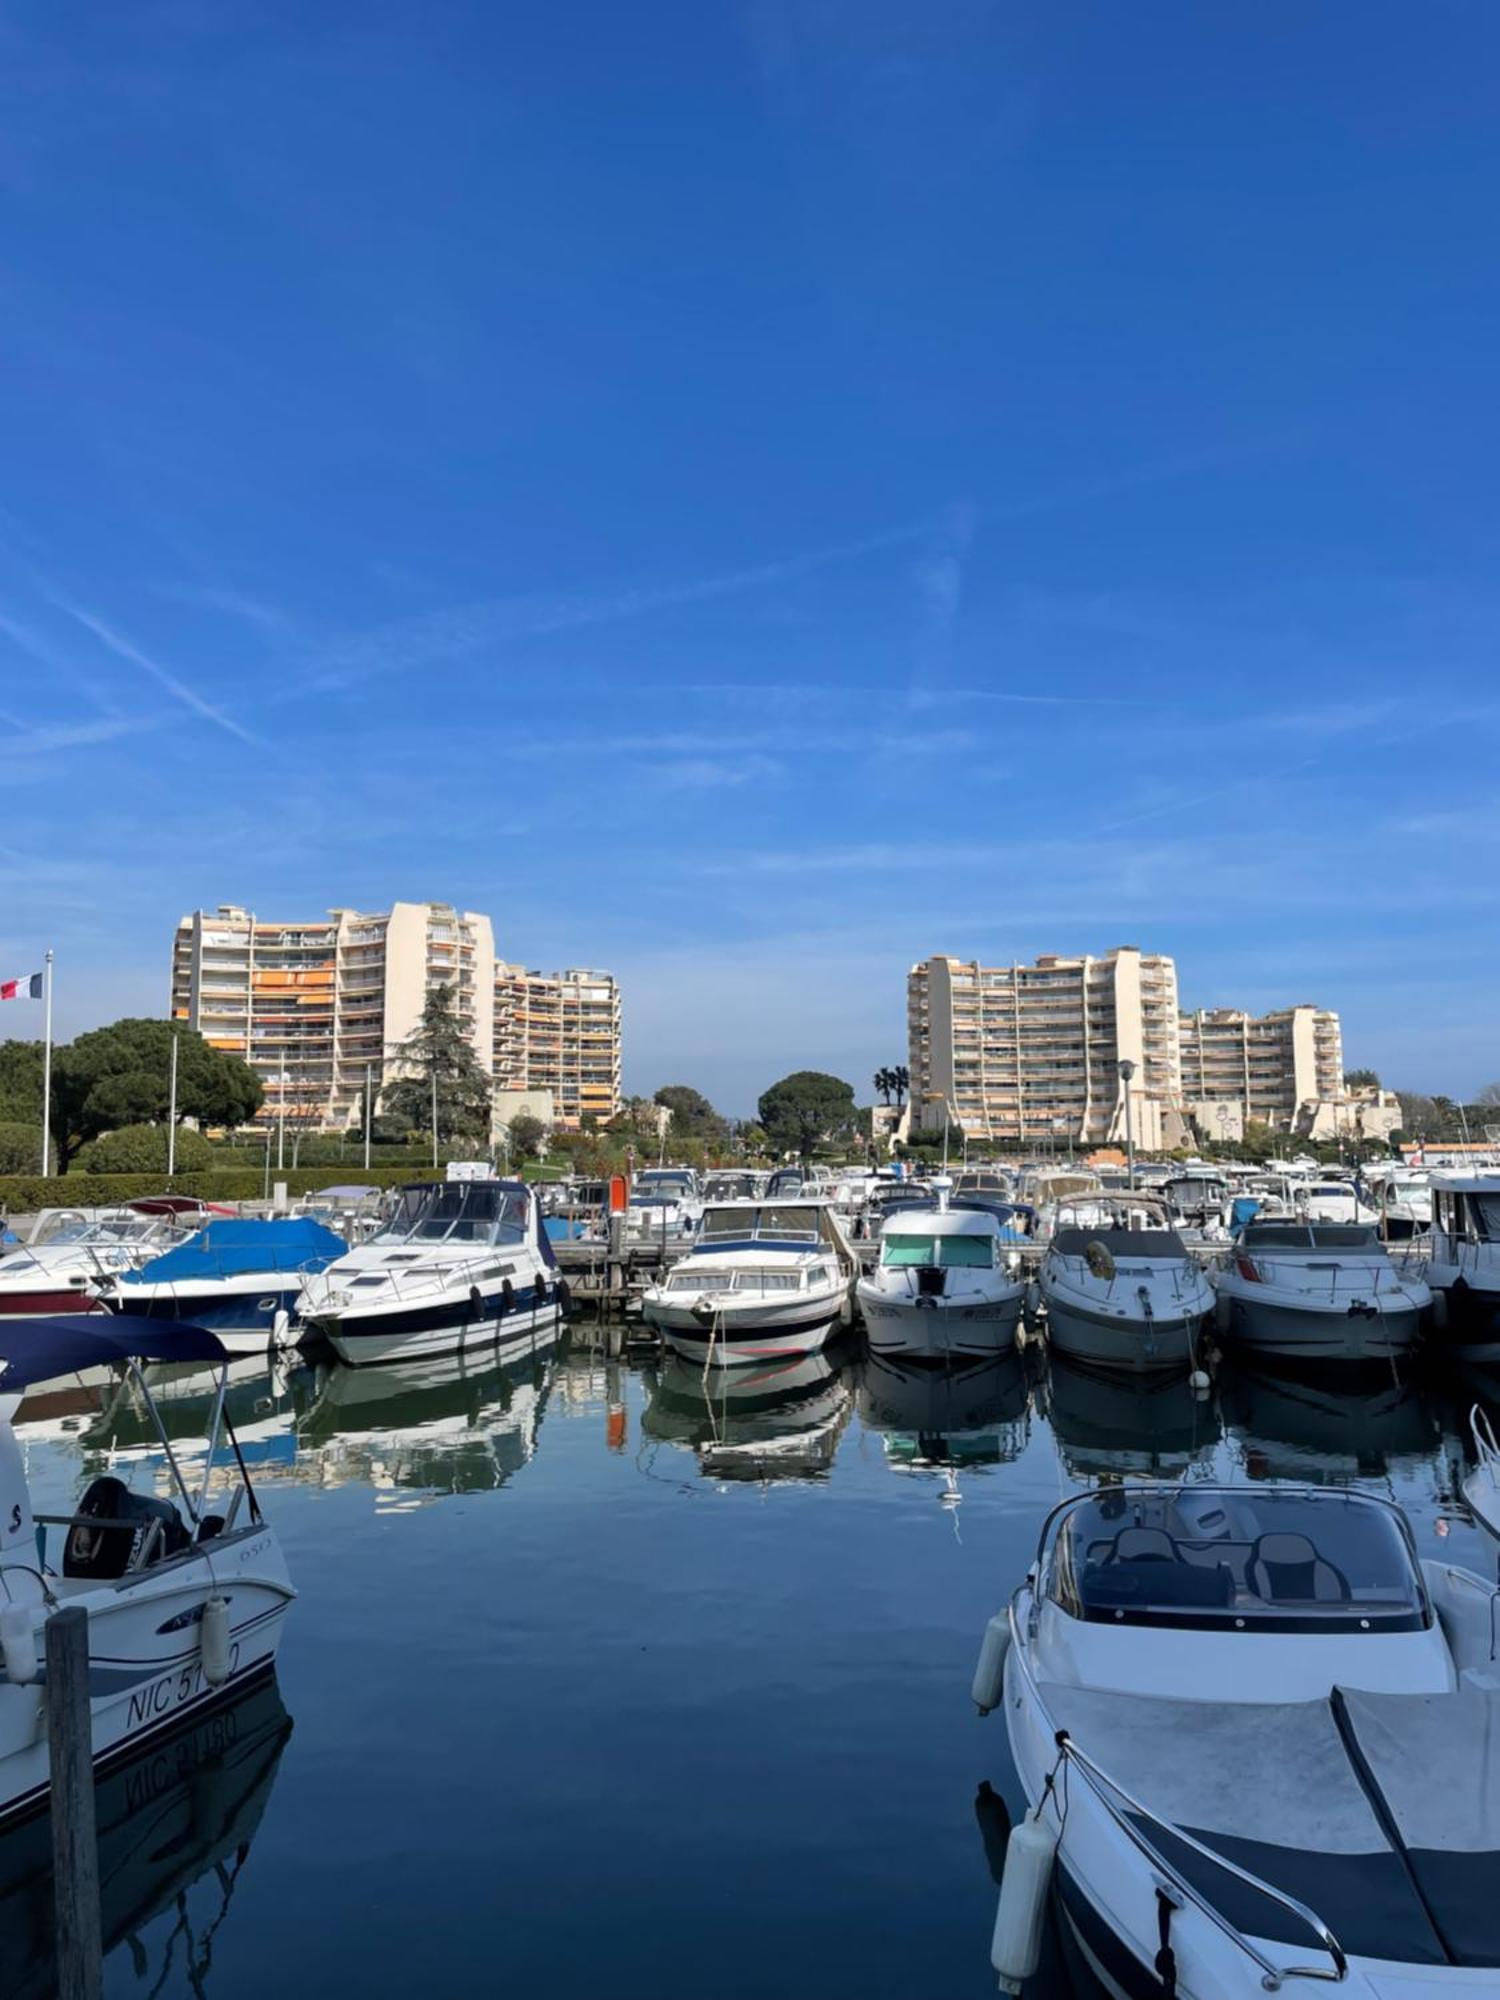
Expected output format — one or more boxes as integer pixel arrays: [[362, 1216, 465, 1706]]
[[1039, 1196, 1214, 1373], [1463, 1405, 1500, 1561], [0, 1207, 186, 1316], [1211, 1219, 1431, 1364], [976, 1482, 1500, 1996], [296, 1178, 566, 1368], [640, 1349, 852, 1482], [640, 1198, 853, 1365], [1042, 1351, 1220, 1481], [0, 1316, 295, 1829], [1424, 1177, 1500, 1360], [623, 1167, 703, 1250], [855, 1197, 1025, 1362], [96, 1216, 348, 1355], [1300, 1178, 1380, 1226], [1366, 1166, 1434, 1243]]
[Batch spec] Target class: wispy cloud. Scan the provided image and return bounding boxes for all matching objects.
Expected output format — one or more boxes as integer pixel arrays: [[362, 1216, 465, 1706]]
[[644, 753, 786, 790], [281, 516, 945, 698], [42, 592, 262, 745]]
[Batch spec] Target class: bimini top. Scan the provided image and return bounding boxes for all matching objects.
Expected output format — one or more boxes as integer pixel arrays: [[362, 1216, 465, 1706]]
[[0, 1314, 225, 1390], [119, 1216, 347, 1285]]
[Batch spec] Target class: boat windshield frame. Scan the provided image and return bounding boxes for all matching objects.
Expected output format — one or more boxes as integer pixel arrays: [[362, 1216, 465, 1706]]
[[1037, 1484, 1432, 1636], [697, 1203, 823, 1247], [370, 1181, 530, 1248]]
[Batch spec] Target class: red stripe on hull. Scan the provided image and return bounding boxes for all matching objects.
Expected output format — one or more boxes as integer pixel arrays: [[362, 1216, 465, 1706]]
[[0, 1290, 101, 1315]]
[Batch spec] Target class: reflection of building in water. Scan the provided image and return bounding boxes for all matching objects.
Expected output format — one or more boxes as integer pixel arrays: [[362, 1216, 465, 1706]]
[[1218, 1357, 1440, 1485], [0, 1675, 291, 2000], [640, 1350, 853, 1484], [1042, 1352, 1221, 1482], [856, 1353, 1030, 1471]]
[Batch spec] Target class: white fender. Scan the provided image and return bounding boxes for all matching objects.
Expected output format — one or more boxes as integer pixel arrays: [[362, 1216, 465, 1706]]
[[200, 1595, 230, 1686], [271, 1308, 291, 1347], [990, 1805, 1058, 1993], [1, 1604, 37, 1686], [971, 1613, 1010, 1714]]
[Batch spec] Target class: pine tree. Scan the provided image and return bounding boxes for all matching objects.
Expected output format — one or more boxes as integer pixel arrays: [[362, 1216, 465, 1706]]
[[382, 985, 493, 1145]]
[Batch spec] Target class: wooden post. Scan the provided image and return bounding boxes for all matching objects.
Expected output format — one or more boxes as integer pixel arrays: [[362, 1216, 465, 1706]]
[[46, 1606, 102, 2000]]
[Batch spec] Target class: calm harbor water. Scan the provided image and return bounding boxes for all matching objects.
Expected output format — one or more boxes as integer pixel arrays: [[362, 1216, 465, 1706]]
[[10, 1331, 1499, 1999]]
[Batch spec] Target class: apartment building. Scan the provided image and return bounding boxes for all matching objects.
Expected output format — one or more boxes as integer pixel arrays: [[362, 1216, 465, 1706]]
[[908, 948, 1187, 1150], [1178, 1006, 1343, 1130], [493, 964, 621, 1131], [172, 903, 620, 1134]]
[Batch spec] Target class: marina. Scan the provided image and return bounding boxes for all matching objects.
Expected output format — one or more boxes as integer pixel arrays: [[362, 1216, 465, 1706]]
[[3, 1278, 1500, 1995]]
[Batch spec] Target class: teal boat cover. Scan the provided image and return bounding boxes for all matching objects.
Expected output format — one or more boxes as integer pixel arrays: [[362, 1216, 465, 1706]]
[[120, 1217, 345, 1286]]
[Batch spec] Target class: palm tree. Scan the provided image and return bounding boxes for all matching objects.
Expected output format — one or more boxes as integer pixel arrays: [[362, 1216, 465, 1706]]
[[892, 1065, 910, 1108], [873, 1067, 893, 1105]]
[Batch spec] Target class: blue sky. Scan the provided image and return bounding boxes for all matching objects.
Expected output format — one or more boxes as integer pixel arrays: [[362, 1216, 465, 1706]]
[[2, 1, 1498, 1112]]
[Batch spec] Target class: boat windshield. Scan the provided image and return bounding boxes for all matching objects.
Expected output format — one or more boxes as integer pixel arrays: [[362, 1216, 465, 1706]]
[[882, 1232, 994, 1268], [1241, 1224, 1379, 1251], [703, 1174, 756, 1199], [1048, 1489, 1428, 1634], [372, 1183, 529, 1247], [34, 1218, 156, 1248], [698, 1205, 821, 1244]]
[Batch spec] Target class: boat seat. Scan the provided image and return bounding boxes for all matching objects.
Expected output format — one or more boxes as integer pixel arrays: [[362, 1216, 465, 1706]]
[[1248, 1531, 1351, 1604], [63, 1477, 191, 1580], [1081, 1531, 1234, 1612], [1106, 1527, 1179, 1564]]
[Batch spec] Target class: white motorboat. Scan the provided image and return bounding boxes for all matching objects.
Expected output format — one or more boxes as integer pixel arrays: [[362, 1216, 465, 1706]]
[[641, 1198, 853, 1365], [1366, 1166, 1434, 1242], [1424, 1176, 1500, 1360], [1300, 1178, 1380, 1226], [623, 1167, 703, 1250], [1039, 1197, 1214, 1373], [0, 1316, 295, 1829], [0, 1208, 186, 1317], [1212, 1219, 1431, 1364], [1463, 1405, 1500, 1561], [855, 1198, 1025, 1362], [97, 1216, 348, 1355], [976, 1482, 1500, 1997], [296, 1178, 566, 1368]]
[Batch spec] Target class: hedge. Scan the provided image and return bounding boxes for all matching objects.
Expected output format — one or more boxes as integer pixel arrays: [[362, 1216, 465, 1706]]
[[0, 1165, 535, 1213]]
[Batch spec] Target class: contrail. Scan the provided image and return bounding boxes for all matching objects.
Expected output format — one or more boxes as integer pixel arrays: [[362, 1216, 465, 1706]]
[[47, 594, 262, 745]]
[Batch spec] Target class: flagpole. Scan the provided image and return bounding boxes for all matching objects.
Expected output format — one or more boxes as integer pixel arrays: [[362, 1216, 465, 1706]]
[[167, 1029, 179, 1180], [40, 951, 53, 1177]]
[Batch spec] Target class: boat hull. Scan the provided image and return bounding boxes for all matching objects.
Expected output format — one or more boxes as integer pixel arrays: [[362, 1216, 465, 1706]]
[[1431, 1280, 1500, 1363], [0, 1531, 293, 1831], [1044, 1293, 1207, 1372], [1220, 1292, 1422, 1363], [0, 1286, 102, 1316], [652, 1305, 843, 1365], [306, 1293, 565, 1368], [857, 1287, 1023, 1361], [104, 1282, 303, 1355]]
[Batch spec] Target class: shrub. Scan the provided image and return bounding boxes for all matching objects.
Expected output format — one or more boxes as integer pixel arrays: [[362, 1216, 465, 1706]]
[[81, 1124, 215, 1176], [0, 1124, 52, 1174]]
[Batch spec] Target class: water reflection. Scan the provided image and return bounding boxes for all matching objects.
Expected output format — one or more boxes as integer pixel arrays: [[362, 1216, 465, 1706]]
[[1218, 1354, 1442, 1483], [640, 1346, 854, 1482], [1041, 1351, 1221, 1480], [0, 1675, 291, 2000], [290, 1337, 559, 1504], [856, 1352, 1031, 1470]]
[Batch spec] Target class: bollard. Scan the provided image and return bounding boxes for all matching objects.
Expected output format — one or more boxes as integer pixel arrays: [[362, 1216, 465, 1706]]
[[46, 1606, 102, 2000]]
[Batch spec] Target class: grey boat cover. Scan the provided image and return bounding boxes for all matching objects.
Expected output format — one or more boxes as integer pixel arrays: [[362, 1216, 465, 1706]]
[[1050, 1227, 1188, 1261], [1041, 1679, 1500, 1966]]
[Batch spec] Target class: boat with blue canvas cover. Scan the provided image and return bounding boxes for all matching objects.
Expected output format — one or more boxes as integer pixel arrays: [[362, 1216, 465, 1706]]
[[96, 1216, 347, 1356], [0, 1316, 294, 1829]]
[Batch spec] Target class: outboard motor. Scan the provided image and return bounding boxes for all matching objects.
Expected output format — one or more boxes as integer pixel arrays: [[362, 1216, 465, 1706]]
[[63, 1477, 190, 1579]]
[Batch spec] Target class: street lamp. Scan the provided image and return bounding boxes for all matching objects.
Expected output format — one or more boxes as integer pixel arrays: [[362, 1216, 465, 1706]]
[[1118, 1059, 1137, 1189]]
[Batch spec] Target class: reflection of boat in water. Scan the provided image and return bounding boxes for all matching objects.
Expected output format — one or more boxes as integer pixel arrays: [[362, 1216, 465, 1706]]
[[1042, 1350, 1221, 1480], [640, 1348, 852, 1482], [69, 1355, 300, 1484], [1218, 1354, 1440, 1482], [291, 1333, 558, 1500], [856, 1352, 1029, 1468], [0, 1675, 291, 2000]]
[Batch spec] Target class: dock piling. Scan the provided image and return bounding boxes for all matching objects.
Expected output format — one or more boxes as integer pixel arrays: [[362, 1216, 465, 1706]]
[[46, 1606, 103, 2000]]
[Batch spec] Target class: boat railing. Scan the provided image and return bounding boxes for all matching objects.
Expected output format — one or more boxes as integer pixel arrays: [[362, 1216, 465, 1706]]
[[307, 1245, 533, 1305], [1474, 1405, 1500, 1488], [1007, 1592, 1348, 1989], [1231, 1253, 1416, 1300]]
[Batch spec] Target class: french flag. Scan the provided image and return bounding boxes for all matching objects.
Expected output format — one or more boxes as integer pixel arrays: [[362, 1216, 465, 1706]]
[[0, 972, 42, 1001]]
